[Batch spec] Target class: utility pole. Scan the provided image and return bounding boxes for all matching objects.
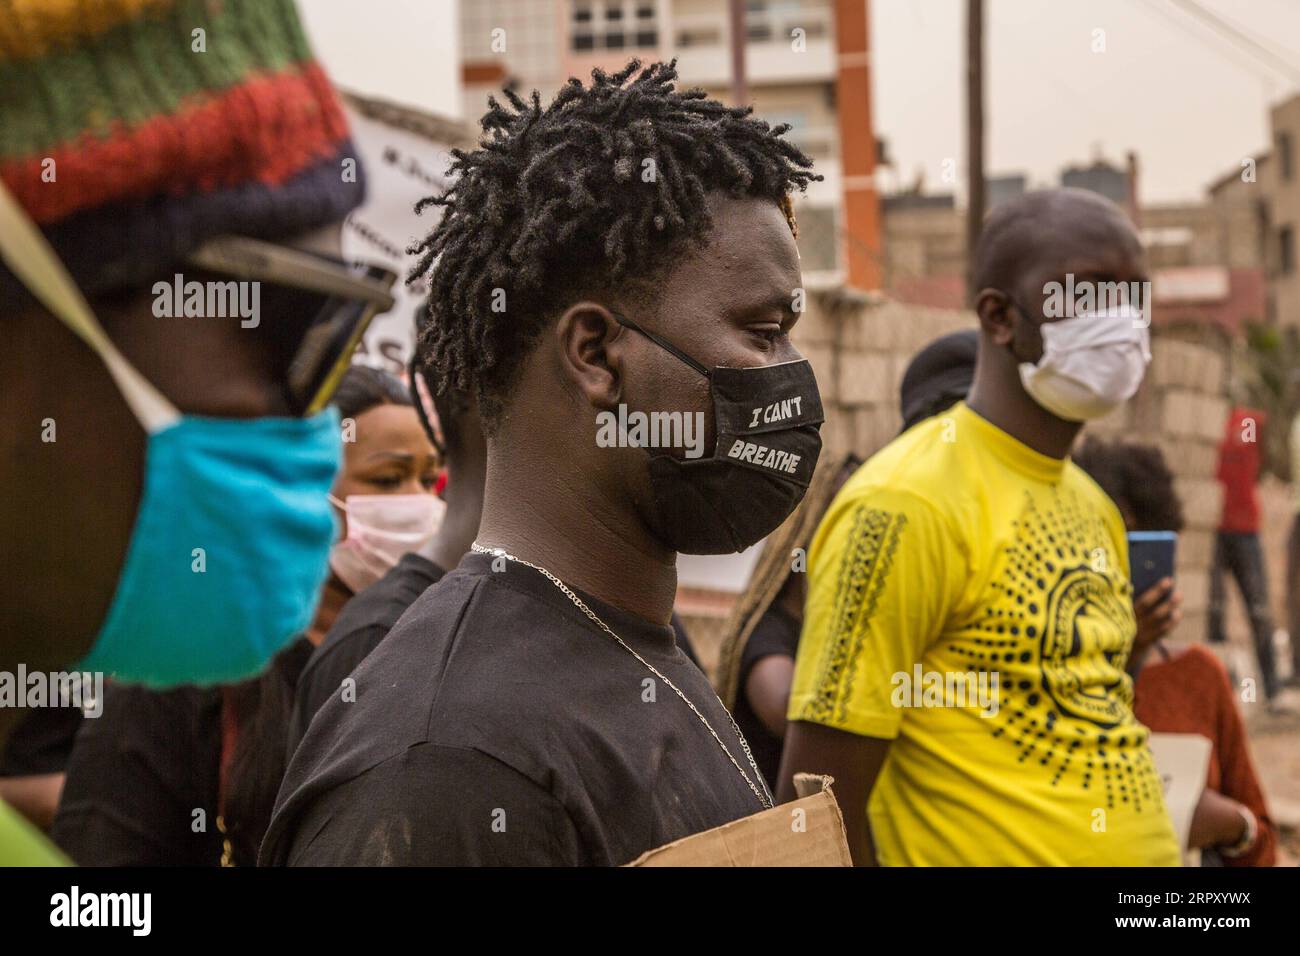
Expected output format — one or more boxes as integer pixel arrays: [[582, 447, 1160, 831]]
[[729, 0, 748, 107], [966, 0, 985, 304]]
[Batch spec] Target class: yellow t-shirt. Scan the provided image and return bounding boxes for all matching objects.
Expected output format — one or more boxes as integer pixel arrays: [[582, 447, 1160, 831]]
[[0, 797, 68, 866], [789, 403, 1180, 866]]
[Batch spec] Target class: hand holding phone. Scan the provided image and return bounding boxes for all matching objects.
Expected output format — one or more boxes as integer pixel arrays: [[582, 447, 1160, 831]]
[[1128, 531, 1181, 653], [1128, 531, 1177, 596]]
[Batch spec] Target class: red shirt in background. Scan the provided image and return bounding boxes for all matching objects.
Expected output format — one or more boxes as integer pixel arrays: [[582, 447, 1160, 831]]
[[1134, 645, 1277, 867], [1216, 406, 1265, 533]]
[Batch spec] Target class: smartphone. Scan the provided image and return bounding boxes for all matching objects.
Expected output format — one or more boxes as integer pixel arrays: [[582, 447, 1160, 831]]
[[1127, 531, 1177, 596]]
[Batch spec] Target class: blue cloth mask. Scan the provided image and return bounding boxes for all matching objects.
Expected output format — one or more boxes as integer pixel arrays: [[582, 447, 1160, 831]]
[[0, 179, 342, 688], [78, 411, 341, 687]]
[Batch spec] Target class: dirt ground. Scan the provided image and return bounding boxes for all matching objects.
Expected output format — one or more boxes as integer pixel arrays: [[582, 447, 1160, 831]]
[[1245, 707, 1300, 865]]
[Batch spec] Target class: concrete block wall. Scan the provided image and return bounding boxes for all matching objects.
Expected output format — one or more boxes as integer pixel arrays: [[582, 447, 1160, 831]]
[[796, 290, 974, 456]]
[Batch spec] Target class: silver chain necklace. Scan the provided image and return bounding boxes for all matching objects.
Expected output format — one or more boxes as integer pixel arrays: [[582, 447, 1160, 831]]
[[471, 542, 773, 810]]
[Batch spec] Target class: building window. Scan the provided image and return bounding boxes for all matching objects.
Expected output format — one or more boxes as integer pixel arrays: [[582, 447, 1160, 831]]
[[746, 0, 828, 46], [571, 0, 657, 52], [1279, 132, 1294, 182], [1281, 226, 1296, 275]]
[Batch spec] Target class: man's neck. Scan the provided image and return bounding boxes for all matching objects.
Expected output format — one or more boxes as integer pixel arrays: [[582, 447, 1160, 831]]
[[474, 452, 678, 626], [966, 366, 1082, 460], [419, 457, 486, 573]]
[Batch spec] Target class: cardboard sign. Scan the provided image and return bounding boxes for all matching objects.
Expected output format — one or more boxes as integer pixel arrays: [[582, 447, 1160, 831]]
[[626, 774, 852, 867], [1147, 732, 1212, 867]]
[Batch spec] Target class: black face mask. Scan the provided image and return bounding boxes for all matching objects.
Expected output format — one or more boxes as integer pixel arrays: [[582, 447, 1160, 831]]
[[613, 312, 824, 554]]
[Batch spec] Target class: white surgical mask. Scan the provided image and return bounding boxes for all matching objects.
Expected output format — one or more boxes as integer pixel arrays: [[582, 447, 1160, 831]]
[[1018, 304, 1151, 422], [328, 493, 445, 593]]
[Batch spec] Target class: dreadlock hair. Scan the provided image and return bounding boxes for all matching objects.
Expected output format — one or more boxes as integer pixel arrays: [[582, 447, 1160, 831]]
[[407, 59, 820, 426], [409, 346, 471, 461]]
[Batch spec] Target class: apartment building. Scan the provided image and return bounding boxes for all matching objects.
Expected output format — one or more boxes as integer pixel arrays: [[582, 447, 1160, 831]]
[[876, 150, 1275, 333], [1266, 94, 1300, 327], [1183, 91, 1300, 330], [459, 0, 881, 288]]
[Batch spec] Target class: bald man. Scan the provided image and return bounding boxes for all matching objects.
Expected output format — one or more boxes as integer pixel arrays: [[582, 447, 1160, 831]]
[[778, 189, 1182, 866]]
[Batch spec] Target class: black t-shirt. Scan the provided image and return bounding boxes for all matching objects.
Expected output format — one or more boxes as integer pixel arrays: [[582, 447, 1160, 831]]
[[52, 640, 313, 866], [51, 683, 225, 866], [0, 705, 84, 777], [669, 612, 700, 668], [732, 603, 801, 789], [287, 553, 445, 756], [261, 551, 768, 866]]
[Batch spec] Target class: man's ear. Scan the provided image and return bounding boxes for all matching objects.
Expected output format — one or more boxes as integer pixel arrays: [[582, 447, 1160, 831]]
[[974, 288, 1015, 347], [554, 302, 625, 411]]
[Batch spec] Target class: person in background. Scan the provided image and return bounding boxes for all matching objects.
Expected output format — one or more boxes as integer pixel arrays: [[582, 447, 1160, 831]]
[[287, 361, 485, 754], [716, 454, 859, 790], [0, 0, 372, 864], [733, 575, 805, 790], [1075, 437, 1277, 866], [52, 368, 437, 866], [722, 329, 973, 790], [1209, 407, 1279, 703], [779, 188, 1180, 866]]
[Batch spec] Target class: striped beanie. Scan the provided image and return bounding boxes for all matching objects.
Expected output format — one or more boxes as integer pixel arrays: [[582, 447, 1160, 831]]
[[0, 0, 365, 298]]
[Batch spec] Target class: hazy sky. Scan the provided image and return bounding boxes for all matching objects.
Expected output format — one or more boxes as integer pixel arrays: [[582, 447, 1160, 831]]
[[298, 0, 1300, 205], [872, 0, 1300, 204], [297, 0, 461, 117]]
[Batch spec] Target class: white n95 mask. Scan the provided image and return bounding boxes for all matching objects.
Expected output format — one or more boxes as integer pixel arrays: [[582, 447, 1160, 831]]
[[1019, 304, 1151, 422], [329, 493, 445, 593]]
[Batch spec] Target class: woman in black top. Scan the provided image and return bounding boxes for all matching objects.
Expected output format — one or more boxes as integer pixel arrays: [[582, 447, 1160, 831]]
[[731, 576, 805, 788]]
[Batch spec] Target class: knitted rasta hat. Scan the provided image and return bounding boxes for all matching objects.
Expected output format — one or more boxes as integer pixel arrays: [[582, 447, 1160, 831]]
[[0, 0, 365, 299]]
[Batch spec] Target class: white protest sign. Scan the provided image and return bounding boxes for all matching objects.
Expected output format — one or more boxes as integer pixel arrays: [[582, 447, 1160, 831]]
[[1147, 732, 1212, 867], [341, 105, 457, 376]]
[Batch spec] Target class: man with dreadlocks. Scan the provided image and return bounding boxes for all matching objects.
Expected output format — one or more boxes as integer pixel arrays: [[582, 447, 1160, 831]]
[[261, 60, 824, 866]]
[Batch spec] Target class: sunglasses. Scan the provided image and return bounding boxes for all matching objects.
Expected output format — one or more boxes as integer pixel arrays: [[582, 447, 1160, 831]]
[[186, 236, 398, 415]]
